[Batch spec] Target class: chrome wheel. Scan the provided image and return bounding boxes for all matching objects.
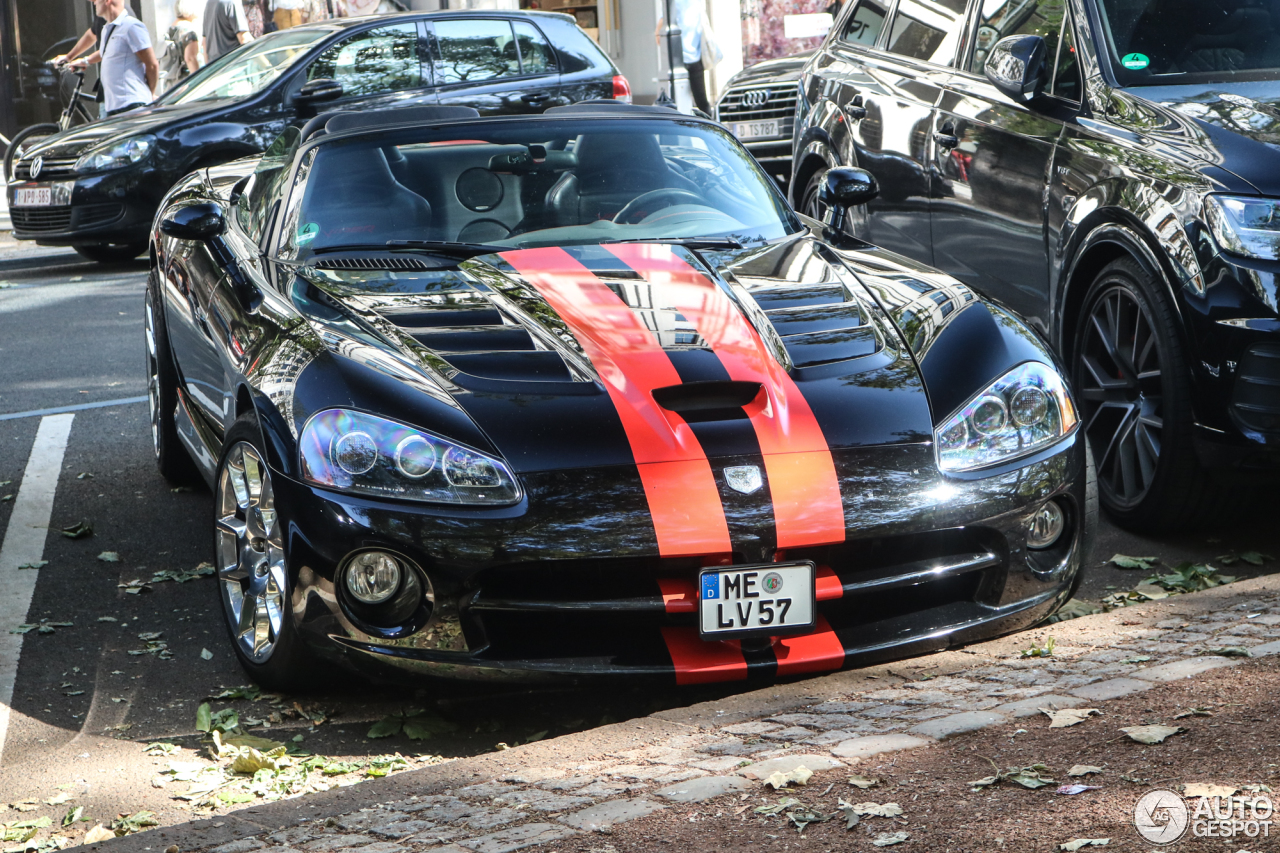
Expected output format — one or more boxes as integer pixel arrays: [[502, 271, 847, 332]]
[[1077, 285, 1164, 509], [145, 300, 160, 458], [216, 442, 287, 664]]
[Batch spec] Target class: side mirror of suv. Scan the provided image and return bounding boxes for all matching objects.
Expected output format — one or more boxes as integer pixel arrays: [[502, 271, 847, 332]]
[[984, 34, 1048, 103], [818, 167, 879, 235], [295, 78, 344, 107]]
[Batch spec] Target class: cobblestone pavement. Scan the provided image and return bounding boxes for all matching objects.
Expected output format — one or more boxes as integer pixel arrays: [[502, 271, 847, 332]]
[[92, 575, 1280, 853]]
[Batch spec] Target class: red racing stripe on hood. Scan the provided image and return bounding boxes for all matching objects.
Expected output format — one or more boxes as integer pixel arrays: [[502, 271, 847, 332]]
[[500, 247, 732, 557], [602, 243, 846, 549]]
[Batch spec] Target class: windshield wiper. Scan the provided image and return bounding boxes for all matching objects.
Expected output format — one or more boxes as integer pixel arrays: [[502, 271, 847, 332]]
[[608, 237, 744, 250], [385, 240, 498, 256], [306, 242, 499, 258]]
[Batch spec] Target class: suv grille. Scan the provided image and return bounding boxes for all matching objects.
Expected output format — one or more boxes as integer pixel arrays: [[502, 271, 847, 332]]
[[717, 85, 799, 139], [15, 157, 78, 181]]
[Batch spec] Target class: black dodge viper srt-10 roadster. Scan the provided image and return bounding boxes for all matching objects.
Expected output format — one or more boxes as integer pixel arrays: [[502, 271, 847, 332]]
[[147, 102, 1095, 689]]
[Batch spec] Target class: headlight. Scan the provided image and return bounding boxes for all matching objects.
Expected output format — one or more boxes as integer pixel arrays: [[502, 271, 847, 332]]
[[1204, 194, 1280, 260], [935, 362, 1078, 473], [74, 134, 156, 173], [299, 409, 522, 505]]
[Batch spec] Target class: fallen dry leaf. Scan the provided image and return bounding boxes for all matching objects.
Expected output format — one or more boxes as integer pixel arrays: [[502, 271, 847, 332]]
[[1182, 782, 1239, 798], [1056, 784, 1101, 795], [851, 802, 903, 817], [848, 775, 879, 789], [764, 766, 813, 790], [1122, 725, 1183, 744], [1067, 765, 1103, 777], [1060, 840, 1109, 851], [1043, 707, 1101, 728], [83, 825, 114, 844], [872, 831, 909, 847]]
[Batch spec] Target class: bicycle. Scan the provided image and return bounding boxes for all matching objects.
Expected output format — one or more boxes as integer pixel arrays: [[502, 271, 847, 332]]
[[3, 63, 97, 182]]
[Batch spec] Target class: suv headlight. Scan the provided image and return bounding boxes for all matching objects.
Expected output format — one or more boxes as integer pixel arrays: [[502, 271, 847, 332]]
[[935, 362, 1078, 473], [75, 134, 156, 173], [299, 409, 522, 505], [1204, 194, 1280, 260]]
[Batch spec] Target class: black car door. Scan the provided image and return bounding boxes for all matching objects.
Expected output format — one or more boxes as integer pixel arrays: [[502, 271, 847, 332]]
[[819, 0, 968, 264], [928, 0, 1080, 332], [428, 17, 568, 116], [299, 20, 438, 113]]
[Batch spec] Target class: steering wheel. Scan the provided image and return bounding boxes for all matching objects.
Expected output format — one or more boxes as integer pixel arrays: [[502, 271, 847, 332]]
[[613, 189, 708, 224]]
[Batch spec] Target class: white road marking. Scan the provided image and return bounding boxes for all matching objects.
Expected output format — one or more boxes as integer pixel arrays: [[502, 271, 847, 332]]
[[0, 395, 147, 422], [0, 413, 74, 764]]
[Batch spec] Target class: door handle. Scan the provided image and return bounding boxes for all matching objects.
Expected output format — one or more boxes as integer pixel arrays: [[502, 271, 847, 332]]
[[933, 130, 959, 149], [520, 93, 549, 103]]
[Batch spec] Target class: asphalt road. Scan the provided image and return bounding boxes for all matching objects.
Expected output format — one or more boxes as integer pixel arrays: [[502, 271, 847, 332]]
[[2, 232, 1279, 835]]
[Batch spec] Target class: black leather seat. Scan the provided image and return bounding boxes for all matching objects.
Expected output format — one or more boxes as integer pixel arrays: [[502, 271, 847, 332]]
[[544, 132, 699, 226], [307, 147, 433, 246]]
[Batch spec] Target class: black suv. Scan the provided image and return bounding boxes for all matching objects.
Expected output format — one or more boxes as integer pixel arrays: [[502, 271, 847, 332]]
[[7, 10, 626, 262], [794, 0, 1280, 530]]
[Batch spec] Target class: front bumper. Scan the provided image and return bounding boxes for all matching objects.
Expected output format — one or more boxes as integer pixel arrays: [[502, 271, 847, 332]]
[[7, 164, 162, 246], [274, 436, 1091, 686]]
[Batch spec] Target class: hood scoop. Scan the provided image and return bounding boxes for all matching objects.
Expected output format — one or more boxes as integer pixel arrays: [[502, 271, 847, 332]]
[[652, 381, 762, 416], [314, 256, 437, 272]]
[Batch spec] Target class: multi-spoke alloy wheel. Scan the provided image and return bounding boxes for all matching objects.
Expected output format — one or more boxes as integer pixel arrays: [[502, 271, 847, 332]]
[[216, 442, 288, 664], [1077, 284, 1164, 509], [145, 300, 162, 459]]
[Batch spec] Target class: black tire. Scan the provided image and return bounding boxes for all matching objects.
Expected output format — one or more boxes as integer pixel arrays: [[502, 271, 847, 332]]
[[1072, 256, 1227, 531], [214, 413, 321, 691], [72, 242, 147, 263], [3, 123, 59, 182], [145, 275, 201, 486], [800, 169, 827, 222]]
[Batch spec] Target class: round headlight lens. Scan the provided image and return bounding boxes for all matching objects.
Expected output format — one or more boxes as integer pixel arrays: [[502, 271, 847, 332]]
[[1026, 500, 1065, 549], [970, 395, 1008, 436], [1011, 386, 1049, 427], [395, 435, 436, 479], [332, 431, 377, 475], [345, 551, 402, 604]]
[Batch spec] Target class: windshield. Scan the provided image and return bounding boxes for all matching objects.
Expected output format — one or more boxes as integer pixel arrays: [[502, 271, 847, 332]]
[[158, 28, 332, 105], [283, 117, 803, 260], [1096, 0, 1280, 85]]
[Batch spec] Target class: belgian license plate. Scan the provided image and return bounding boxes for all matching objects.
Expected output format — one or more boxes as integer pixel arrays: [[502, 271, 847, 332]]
[[699, 561, 816, 639], [733, 120, 779, 140], [13, 186, 51, 207]]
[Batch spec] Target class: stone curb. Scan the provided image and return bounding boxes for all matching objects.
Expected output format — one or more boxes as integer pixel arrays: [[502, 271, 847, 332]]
[[75, 573, 1280, 853]]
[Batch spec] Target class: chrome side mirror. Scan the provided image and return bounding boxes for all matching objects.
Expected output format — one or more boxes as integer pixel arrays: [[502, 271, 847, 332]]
[[984, 34, 1048, 103]]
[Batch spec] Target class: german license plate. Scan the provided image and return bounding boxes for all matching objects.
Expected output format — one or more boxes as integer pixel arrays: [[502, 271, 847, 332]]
[[699, 561, 816, 639], [733, 120, 779, 140], [13, 186, 51, 207]]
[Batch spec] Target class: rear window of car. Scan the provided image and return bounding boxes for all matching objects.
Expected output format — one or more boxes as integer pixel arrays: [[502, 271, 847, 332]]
[[534, 14, 613, 74]]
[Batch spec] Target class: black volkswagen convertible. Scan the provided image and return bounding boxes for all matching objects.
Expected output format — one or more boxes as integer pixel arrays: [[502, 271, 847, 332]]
[[148, 102, 1094, 689]]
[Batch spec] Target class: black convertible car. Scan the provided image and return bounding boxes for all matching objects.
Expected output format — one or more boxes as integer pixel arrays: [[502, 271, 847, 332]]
[[149, 102, 1093, 688]]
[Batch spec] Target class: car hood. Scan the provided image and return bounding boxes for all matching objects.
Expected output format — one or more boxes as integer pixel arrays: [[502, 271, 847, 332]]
[[24, 101, 219, 159], [727, 51, 814, 87], [297, 236, 934, 475], [1130, 81, 1280, 196]]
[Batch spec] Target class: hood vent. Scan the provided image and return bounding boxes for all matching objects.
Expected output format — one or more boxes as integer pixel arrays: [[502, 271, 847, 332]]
[[652, 380, 762, 413], [314, 256, 435, 272], [744, 282, 880, 369]]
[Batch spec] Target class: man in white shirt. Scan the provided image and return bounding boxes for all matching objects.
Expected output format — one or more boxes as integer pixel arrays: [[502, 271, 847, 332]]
[[70, 0, 158, 116], [272, 0, 306, 29]]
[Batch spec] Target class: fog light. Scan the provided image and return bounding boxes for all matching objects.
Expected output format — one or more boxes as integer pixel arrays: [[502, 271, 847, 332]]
[[1026, 500, 1065, 550], [345, 551, 402, 604]]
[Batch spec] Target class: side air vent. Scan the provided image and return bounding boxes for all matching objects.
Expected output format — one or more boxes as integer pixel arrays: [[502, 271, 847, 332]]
[[749, 285, 882, 369], [314, 256, 435, 271], [749, 283, 848, 310]]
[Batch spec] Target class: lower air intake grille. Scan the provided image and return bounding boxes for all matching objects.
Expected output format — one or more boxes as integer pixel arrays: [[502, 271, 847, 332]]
[[1232, 343, 1280, 433], [11, 206, 72, 233]]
